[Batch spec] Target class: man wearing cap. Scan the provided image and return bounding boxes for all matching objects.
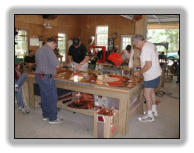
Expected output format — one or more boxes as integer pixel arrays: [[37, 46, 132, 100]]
[[68, 38, 89, 71], [132, 34, 162, 123]]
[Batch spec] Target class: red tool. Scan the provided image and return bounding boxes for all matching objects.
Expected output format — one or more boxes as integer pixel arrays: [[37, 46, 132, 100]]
[[107, 52, 122, 66], [90, 45, 106, 63]]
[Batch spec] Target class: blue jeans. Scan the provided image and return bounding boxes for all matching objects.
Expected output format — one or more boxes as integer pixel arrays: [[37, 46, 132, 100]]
[[15, 73, 27, 108], [35, 74, 58, 121]]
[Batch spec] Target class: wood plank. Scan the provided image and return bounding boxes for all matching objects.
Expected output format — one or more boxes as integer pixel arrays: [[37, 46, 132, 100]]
[[136, 89, 144, 115], [147, 23, 179, 29], [55, 81, 130, 98], [118, 96, 129, 135], [22, 81, 29, 107], [128, 102, 141, 118], [28, 78, 35, 109], [57, 102, 94, 116], [93, 111, 97, 137]]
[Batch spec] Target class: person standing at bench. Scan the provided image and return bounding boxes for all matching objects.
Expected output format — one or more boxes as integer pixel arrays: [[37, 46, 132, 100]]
[[35, 37, 63, 124], [68, 37, 89, 71], [15, 57, 29, 113], [24, 50, 35, 72], [132, 34, 162, 123]]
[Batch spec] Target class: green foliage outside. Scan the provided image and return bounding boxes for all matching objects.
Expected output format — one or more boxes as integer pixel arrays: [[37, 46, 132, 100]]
[[147, 29, 179, 53], [15, 30, 28, 58], [58, 33, 66, 61]]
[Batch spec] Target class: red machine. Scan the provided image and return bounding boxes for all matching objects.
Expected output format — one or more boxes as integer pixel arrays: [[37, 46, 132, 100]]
[[90, 45, 106, 63], [107, 52, 122, 67]]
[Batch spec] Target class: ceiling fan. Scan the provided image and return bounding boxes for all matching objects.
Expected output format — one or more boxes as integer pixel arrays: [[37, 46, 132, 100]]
[[43, 22, 52, 29], [42, 14, 57, 29]]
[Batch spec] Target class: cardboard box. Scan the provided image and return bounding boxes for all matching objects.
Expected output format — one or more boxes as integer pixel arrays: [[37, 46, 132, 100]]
[[94, 96, 119, 110], [93, 109, 118, 138]]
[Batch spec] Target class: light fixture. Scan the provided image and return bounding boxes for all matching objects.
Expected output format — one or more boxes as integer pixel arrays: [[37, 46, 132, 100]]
[[43, 23, 52, 29], [42, 17, 52, 29]]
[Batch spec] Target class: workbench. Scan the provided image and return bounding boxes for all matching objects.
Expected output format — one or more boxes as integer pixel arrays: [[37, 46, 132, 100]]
[[26, 69, 144, 136]]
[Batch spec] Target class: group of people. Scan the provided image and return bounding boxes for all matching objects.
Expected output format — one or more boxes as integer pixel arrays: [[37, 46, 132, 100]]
[[15, 34, 164, 123]]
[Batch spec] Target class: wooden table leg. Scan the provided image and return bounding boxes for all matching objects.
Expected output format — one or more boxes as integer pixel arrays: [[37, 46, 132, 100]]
[[118, 96, 129, 135], [22, 81, 29, 107], [136, 89, 144, 115], [28, 79, 35, 109]]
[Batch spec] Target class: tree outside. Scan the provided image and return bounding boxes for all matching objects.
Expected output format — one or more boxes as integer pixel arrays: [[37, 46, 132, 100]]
[[15, 30, 28, 58], [58, 33, 66, 61], [147, 29, 179, 53]]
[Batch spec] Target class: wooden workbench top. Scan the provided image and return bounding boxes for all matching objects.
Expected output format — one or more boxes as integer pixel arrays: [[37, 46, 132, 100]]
[[28, 69, 143, 95]]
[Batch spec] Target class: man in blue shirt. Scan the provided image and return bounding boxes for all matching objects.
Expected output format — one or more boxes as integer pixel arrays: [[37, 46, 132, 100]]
[[35, 37, 63, 124]]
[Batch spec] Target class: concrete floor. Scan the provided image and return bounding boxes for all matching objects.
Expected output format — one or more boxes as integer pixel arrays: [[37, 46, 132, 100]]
[[15, 77, 179, 138]]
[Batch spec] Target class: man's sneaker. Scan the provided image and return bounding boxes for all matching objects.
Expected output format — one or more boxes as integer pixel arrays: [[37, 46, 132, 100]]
[[48, 118, 64, 124], [42, 118, 48, 121], [153, 111, 159, 117], [18, 106, 29, 114], [138, 114, 155, 123]]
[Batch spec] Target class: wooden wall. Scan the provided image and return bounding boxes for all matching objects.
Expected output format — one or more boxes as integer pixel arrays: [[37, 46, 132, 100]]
[[15, 15, 43, 51], [79, 15, 135, 50], [15, 15, 135, 59], [41, 15, 81, 41], [15, 15, 81, 52]]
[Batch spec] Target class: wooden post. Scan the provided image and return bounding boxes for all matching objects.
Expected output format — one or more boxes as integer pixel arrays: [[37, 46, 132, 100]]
[[118, 96, 129, 135], [161, 69, 165, 88], [135, 15, 147, 37], [93, 111, 97, 137], [22, 81, 29, 107], [136, 89, 144, 115], [28, 78, 35, 109], [156, 69, 165, 92]]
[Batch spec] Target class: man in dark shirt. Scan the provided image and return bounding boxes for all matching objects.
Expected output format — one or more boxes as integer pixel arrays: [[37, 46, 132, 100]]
[[24, 50, 35, 63], [24, 50, 35, 72], [68, 38, 89, 71]]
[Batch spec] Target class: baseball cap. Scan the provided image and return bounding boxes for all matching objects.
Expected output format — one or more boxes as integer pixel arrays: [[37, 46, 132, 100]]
[[73, 37, 80, 46]]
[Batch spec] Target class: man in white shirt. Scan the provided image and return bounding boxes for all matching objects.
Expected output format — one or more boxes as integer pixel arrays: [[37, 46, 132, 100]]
[[132, 34, 162, 123], [121, 45, 131, 64]]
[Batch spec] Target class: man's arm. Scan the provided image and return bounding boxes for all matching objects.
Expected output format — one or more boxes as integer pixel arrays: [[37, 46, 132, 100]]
[[128, 48, 134, 69], [80, 45, 89, 65], [80, 56, 89, 65], [75, 56, 89, 70], [134, 61, 152, 76], [68, 55, 73, 64], [47, 49, 60, 68]]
